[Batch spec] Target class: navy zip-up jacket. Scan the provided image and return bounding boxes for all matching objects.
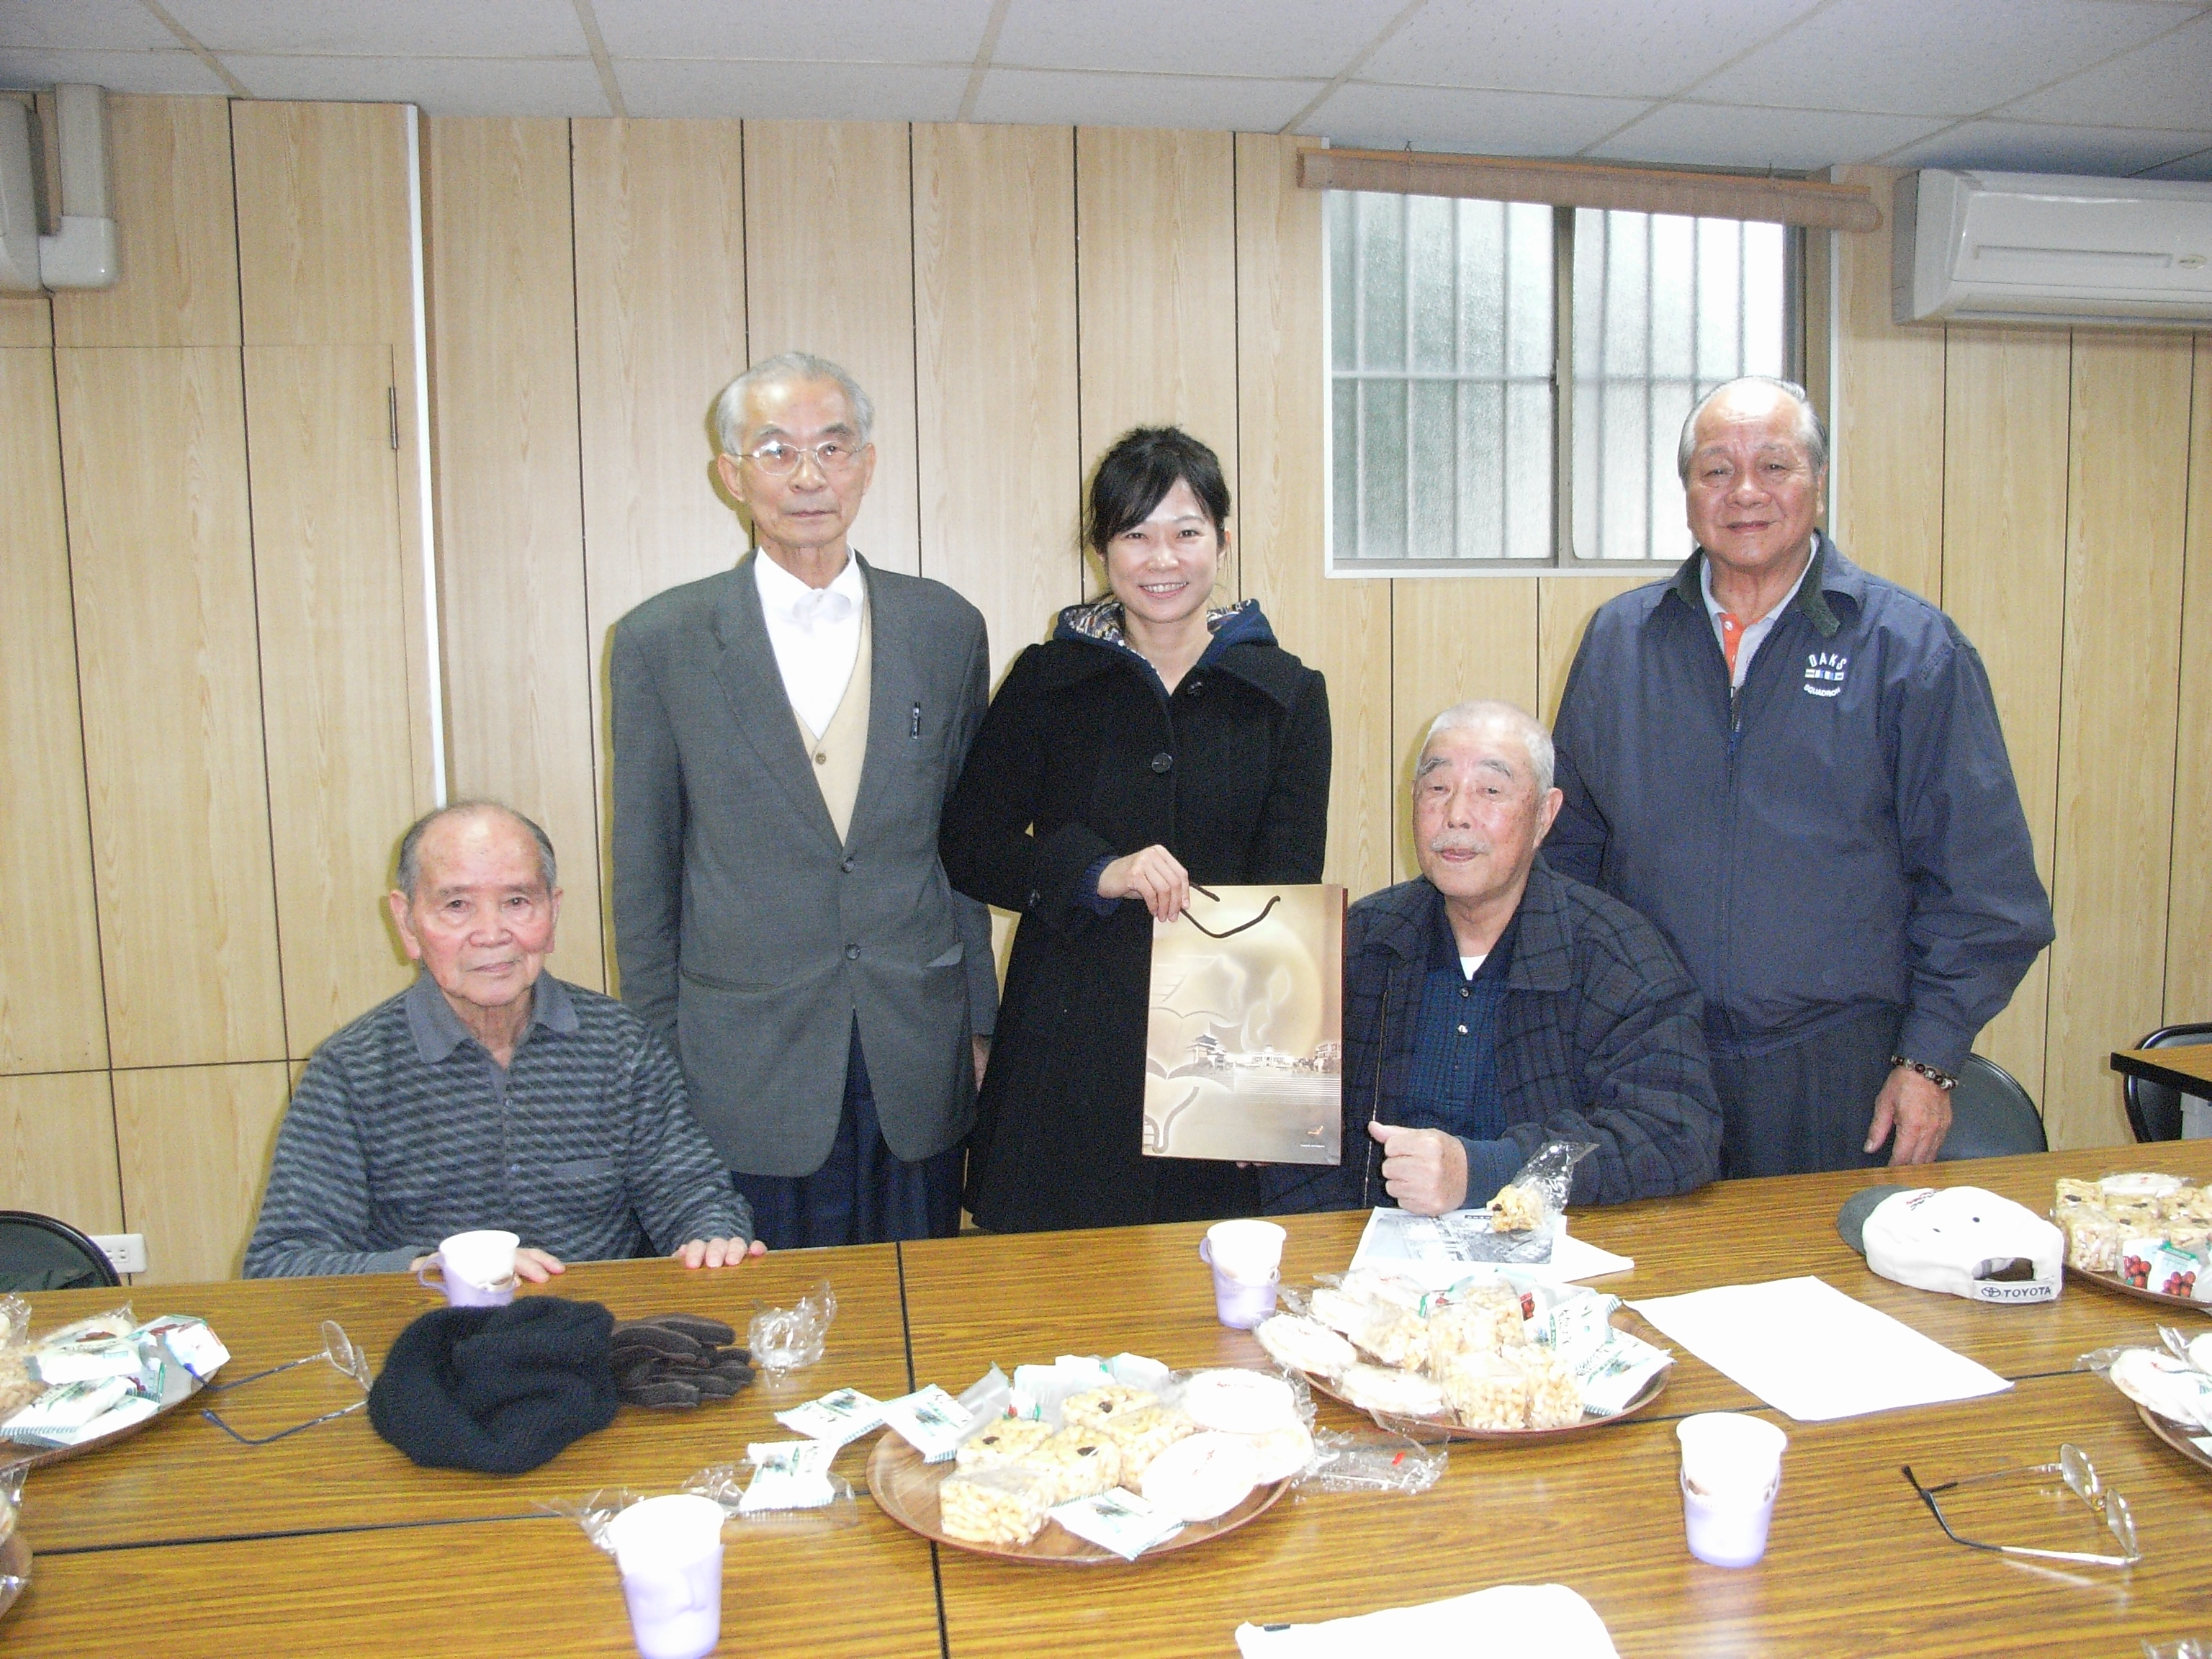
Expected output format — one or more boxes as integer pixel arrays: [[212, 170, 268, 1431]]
[[1547, 533, 2053, 1079]]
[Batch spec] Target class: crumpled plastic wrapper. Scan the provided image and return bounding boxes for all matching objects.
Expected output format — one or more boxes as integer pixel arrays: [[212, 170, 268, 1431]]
[[747, 1282, 836, 1374], [1295, 1426, 1447, 1494]]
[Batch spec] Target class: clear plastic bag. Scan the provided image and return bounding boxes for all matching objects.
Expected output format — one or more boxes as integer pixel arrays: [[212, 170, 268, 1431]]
[[1485, 1140, 1599, 1233], [2143, 1642, 2212, 1659], [747, 1281, 836, 1374], [685, 1447, 862, 1534], [2077, 1344, 2212, 1430], [1295, 1426, 1447, 1494], [0, 1296, 37, 1427]]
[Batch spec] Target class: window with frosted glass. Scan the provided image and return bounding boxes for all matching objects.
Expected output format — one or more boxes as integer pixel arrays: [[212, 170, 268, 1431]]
[[1328, 192, 1554, 563], [1571, 210, 1788, 563], [1326, 193, 1792, 570]]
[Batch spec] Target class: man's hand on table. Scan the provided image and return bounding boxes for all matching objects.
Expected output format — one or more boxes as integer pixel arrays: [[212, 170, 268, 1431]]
[[673, 1237, 769, 1269], [1867, 1065, 1953, 1165], [1368, 1120, 1469, 1215]]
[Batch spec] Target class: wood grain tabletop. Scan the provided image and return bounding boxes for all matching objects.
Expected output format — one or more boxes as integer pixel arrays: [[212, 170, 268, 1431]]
[[14, 1246, 914, 1551]]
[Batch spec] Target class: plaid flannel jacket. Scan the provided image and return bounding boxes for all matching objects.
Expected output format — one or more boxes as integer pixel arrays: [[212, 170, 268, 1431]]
[[1259, 859, 1723, 1213]]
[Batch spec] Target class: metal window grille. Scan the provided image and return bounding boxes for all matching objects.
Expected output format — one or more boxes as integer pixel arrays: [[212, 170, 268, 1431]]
[[1327, 193, 1792, 571]]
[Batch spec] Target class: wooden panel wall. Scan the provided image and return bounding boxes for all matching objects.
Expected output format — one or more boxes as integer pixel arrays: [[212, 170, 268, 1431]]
[[1829, 201, 2209, 1147], [1, 94, 426, 1285], [9, 99, 2210, 1285]]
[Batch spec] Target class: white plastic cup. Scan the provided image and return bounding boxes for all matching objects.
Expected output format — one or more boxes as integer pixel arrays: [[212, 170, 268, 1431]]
[[606, 1494, 726, 1659], [415, 1228, 520, 1307], [1676, 1413, 1786, 1568], [1204, 1220, 1287, 1285]]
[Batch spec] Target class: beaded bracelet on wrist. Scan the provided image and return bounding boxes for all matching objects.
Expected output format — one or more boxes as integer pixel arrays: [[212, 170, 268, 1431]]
[[1888, 1053, 1959, 1092]]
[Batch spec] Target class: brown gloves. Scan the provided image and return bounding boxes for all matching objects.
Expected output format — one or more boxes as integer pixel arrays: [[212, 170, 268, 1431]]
[[608, 1313, 755, 1409]]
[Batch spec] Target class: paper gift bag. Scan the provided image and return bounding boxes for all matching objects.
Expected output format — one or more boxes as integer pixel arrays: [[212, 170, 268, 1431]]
[[1143, 884, 1344, 1166]]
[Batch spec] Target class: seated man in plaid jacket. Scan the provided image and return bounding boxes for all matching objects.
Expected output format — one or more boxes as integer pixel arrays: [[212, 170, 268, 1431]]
[[1262, 701, 1722, 1217]]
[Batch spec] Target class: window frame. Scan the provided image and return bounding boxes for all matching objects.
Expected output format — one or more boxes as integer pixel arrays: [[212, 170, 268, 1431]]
[[1322, 196, 1806, 580]]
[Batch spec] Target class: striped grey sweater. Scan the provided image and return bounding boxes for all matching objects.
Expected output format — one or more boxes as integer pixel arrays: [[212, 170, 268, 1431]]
[[245, 973, 751, 1277]]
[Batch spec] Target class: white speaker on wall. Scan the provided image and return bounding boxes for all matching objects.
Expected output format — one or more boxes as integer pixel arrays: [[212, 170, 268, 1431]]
[[0, 85, 120, 293]]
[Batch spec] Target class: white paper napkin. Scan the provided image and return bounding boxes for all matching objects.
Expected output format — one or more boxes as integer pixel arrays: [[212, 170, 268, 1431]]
[[1235, 1582, 1619, 1658], [1627, 1274, 2012, 1421]]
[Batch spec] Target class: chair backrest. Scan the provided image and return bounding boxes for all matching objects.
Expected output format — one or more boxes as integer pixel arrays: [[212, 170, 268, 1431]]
[[1936, 1054, 2047, 1161], [2126, 1022, 2212, 1143], [0, 1210, 122, 1293]]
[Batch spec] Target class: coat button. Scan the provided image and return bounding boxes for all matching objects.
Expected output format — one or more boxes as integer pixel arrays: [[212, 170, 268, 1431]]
[[1187, 679, 1203, 696], [1151, 752, 1173, 773], [841, 856, 857, 873], [814, 752, 828, 765], [1027, 890, 1041, 909], [844, 944, 860, 961]]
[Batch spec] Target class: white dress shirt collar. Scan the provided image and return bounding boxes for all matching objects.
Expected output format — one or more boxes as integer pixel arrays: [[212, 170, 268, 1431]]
[[753, 549, 867, 737]]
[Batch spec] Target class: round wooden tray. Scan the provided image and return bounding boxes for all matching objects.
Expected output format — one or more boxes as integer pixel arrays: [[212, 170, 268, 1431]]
[[1298, 1357, 1668, 1442], [866, 1433, 1289, 1565], [2067, 1263, 2212, 1313], [0, 1531, 29, 1621], [2136, 1402, 2212, 1474]]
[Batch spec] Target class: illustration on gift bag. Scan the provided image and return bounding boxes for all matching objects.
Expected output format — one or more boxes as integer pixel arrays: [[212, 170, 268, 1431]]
[[1143, 884, 1345, 1166]]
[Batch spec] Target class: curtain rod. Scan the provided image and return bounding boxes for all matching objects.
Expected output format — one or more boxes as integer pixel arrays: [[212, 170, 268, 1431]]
[[1298, 148, 1881, 232]]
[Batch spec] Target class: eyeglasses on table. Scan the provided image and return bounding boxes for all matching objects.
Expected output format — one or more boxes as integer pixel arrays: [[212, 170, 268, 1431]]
[[1901, 1442, 2141, 1568], [199, 1318, 372, 1447]]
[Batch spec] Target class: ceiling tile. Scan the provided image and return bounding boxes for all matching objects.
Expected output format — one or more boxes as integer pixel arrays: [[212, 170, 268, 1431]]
[[1879, 119, 2212, 176], [993, 0, 1382, 80], [1359, 0, 1829, 99], [1696, 0, 2187, 117], [592, 0, 994, 63], [616, 58, 967, 121], [2139, 145, 2212, 181], [1301, 81, 1655, 156], [0, 48, 229, 95], [1588, 102, 1947, 168], [2, 0, 178, 51], [216, 53, 610, 116], [1999, 13, 2212, 130], [161, 0, 588, 58], [967, 67, 1322, 131]]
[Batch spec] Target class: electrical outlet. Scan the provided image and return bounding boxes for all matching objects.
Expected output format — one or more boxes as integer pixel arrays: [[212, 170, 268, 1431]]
[[89, 1232, 146, 1275]]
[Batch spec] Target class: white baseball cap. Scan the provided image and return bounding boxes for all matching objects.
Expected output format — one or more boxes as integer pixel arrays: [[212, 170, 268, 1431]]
[[1835, 1184, 2062, 1305]]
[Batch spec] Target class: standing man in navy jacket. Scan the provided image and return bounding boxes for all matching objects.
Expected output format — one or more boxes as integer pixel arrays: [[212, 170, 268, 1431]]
[[1548, 376, 2052, 1177]]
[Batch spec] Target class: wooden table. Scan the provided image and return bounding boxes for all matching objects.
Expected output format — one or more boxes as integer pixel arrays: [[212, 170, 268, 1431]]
[[11, 1146, 2212, 1656], [2113, 1044, 2212, 1097]]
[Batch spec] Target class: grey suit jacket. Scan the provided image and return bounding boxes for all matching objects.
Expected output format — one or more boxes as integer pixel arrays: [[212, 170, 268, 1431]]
[[610, 552, 997, 1176]]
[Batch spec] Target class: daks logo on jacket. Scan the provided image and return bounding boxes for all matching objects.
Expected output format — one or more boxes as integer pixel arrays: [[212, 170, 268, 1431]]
[[1804, 652, 1848, 697]]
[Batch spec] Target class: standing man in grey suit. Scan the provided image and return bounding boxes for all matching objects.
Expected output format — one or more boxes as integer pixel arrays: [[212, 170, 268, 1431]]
[[611, 352, 996, 1249]]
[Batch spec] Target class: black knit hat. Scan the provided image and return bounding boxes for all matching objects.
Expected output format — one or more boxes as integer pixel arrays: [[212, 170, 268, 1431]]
[[368, 1296, 619, 1474]]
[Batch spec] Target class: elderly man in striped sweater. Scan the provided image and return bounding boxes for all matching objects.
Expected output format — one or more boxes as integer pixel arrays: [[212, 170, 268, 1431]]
[[246, 801, 762, 1280]]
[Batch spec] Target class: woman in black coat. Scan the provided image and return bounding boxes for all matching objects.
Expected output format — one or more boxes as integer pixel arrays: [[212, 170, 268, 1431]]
[[940, 427, 1331, 1233]]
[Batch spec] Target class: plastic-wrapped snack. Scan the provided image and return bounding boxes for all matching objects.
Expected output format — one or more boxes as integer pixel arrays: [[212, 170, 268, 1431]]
[[1025, 1429, 1124, 1506], [0, 1295, 42, 1426], [1091, 1403, 1196, 1482], [1299, 1428, 1447, 1495], [1180, 1369, 1298, 1435], [1508, 1345, 1585, 1429], [1480, 1141, 1596, 1237], [938, 1465, 1054, 1547], [1139, 1430, 1262, 1523], [1424, 1287, 1527, 1364], [1254, 1313, 1358, 1379], [1357, 1308, 1431, 1372], [1061, 1382, 1156, 1436], [1242, 1419, 1316, 1483], [955, 1418, 1056, 1474], [2062, 1210, 2129, 1272], [1307, 1285, 1382, 1343], [1338, 1362, 1447, 1419], [1435, 1349, 1529, 1429], [1334, 1269, 1429, 1312]]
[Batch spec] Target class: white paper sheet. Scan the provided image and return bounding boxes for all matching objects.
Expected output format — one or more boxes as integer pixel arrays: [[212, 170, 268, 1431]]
[[1627, 1275, 2012, 1421], [1349, 1207, 1635, 1290], [1235, 1583, 1618, 1658]]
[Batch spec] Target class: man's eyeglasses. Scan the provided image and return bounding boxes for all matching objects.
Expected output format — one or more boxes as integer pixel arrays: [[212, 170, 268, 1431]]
[[1901, 1443, 2141, 1567], [744, 439, 865, 477], [200, 1320, 373, 1446]]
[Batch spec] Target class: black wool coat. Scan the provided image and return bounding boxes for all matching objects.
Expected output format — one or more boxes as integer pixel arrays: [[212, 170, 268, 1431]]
[[940, 608, 1331, 1233]]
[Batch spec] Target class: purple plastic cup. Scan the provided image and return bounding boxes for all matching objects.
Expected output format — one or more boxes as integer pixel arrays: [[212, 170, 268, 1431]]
[[1199, 1238, 1280, 1329], [608, 1495, 725, 1659], [415, 1229, 520, 1307]]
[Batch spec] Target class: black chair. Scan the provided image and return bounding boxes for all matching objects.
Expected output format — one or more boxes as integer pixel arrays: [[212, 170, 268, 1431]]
[[2124, 1021, 2212, 1143], [0, 1210, 123, 1293], [1935, 1054, 2047, 1161]]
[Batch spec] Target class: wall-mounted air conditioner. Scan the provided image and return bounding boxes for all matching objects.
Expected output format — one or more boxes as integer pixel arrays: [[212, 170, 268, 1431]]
[[1893, 170, 2212, 329]]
